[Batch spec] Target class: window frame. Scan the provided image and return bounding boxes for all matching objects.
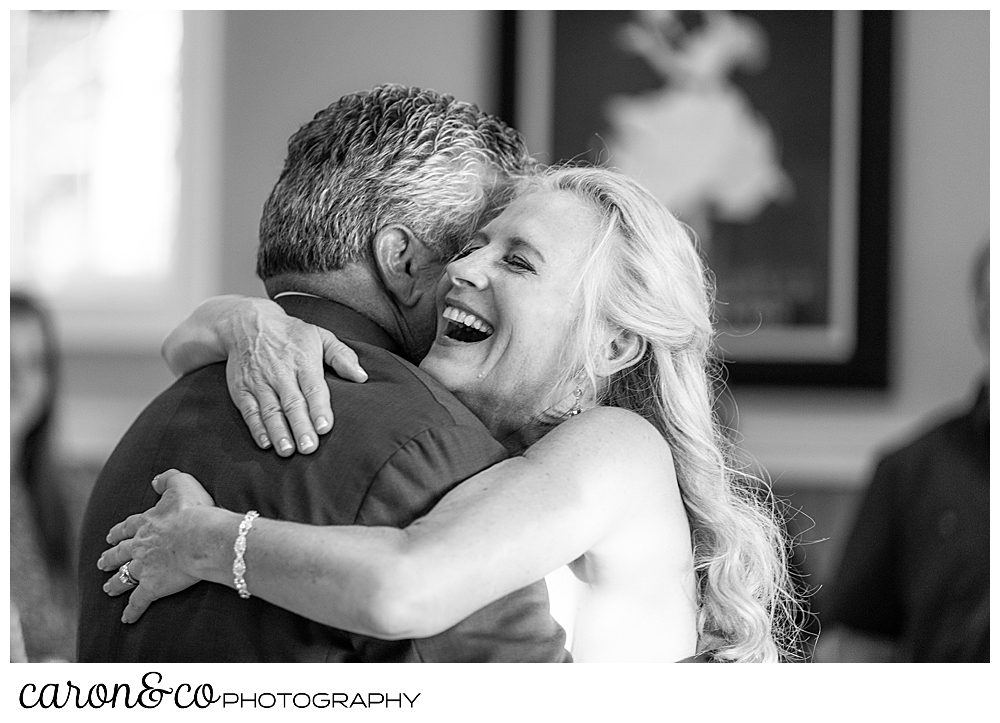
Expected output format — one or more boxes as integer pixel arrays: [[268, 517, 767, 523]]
[[11, 10, 225, 353]]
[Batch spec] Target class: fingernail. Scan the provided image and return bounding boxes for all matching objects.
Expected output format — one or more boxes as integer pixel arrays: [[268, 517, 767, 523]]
[[355, 366, 368, 381], [103, 582, 110, 592], [278, 438, 293, 453], [299, 435, 315, 451], [259, 434, 272, 449], [316, 417, 330, 432], [97, 556, 104, 569]]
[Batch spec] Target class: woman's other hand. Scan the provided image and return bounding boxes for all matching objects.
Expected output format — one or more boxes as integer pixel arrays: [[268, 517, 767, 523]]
[[98, 470, 217, 624], [163, 295, 368, 456]]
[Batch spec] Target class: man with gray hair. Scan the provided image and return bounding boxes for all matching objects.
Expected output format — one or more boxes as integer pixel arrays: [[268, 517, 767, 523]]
[[77, 84, 569, 662]]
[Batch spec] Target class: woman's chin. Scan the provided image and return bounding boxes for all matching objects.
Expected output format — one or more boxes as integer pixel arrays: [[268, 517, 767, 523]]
[[421, 328, 499, 383], [419, 343, 477, 394]]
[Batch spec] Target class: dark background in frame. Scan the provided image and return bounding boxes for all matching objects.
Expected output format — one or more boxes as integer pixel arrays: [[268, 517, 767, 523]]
[[498, 10, 892, 388]]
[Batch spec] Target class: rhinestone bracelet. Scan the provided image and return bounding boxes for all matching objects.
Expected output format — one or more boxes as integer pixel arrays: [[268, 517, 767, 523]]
[[233, 510, 260, 599]]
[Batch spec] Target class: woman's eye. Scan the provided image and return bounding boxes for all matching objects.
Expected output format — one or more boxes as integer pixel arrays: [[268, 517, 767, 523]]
[[452, 245, 478, 261], [504, 255, 535, 273]]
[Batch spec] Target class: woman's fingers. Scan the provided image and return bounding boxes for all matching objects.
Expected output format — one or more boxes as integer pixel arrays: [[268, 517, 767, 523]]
[[98, 538, 133, 573], [231, 387, 273, 451], [106, 514, 143, 546], [272, 329, 373, 450], [321, 331, 368, 385], [233, 384, 295, 456], [101, 568, 155, 623], [150, 468, 182, 495], [271, 374, 322, 455], [224, 320, 369, 456], [276, 331, 367, 449], [102, 569, 133, 597], [299, 371, 333, 438], [230, 362, 321, 456], [228, 361, 306, 456], [101, 550, 139, 596], [122, 585, 156, 624], [153, 469, 216, 506]]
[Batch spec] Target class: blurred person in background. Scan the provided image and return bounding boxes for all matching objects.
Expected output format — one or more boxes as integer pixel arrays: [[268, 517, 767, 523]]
[[815, 242, 989, 662], [10, 291, 77, 662]]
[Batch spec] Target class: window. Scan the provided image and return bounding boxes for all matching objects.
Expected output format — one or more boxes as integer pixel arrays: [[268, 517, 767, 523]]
[[10, 9, 222, 350]]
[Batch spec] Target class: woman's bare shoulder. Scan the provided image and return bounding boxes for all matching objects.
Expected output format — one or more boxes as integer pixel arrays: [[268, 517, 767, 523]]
[[521, 406, 683, 560], [523, 406, 673, 488], [550, 406, 667, 449], [574, 405, 661, 433]]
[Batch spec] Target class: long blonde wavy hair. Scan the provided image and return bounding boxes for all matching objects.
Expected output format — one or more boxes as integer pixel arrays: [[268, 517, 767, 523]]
[[517, 166, 803, 662]]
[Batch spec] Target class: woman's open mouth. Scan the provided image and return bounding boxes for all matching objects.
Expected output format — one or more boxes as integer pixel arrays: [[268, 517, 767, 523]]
[[442, 305, 494, 343]]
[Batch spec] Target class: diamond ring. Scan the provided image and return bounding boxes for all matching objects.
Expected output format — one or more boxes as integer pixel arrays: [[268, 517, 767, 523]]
[[118, 561, 139, 587]]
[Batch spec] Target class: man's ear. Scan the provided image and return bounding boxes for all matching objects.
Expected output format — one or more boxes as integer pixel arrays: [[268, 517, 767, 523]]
[[597, 329, 646, 376], [372, 225, 436, 307]]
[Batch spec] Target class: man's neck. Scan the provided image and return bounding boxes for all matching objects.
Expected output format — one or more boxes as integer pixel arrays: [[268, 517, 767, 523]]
[[264, 268, 418, 360]]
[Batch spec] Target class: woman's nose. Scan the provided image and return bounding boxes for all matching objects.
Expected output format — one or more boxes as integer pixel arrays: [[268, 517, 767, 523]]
[[447, 250, 489, 290]]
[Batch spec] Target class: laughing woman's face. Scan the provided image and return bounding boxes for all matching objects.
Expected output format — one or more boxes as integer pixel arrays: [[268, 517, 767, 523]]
[[419, 189, 599, 443]]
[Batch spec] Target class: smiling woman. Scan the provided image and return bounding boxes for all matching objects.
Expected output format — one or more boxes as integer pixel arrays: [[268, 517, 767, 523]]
[[440, 306, 494, 341], [97, 165, 805, 662], [422, 190, 607, 450]]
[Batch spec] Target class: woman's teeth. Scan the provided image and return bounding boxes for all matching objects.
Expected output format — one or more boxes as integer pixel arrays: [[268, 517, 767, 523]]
[[443, 306, 494, 342]]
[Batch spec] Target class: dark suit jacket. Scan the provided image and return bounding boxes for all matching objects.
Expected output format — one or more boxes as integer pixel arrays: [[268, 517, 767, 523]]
[[825, 384, 989, 662], [77, 295, 569, 662]]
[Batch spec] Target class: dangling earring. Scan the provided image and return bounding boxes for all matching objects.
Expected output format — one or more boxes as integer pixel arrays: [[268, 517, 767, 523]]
[[567, 386, 583, 417]]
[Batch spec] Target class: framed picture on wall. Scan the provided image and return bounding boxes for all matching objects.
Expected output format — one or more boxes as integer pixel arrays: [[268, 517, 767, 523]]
[[500, 10, 892, 387]]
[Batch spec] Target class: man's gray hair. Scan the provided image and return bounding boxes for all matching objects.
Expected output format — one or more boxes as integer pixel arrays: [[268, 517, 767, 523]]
[[257, 84, 533, 280]]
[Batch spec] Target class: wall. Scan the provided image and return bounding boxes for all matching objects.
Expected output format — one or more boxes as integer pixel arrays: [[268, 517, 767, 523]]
[[56, 10, 499, 463], [736, 10, 989, 490], [56, 11, 989, 485]]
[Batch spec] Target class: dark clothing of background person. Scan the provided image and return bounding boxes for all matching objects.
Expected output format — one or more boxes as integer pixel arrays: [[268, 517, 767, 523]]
[[10, 291, 77, 662], [11, 466, 77, 662], [77, 295, 569, 662], [825, 383, 989, 662]]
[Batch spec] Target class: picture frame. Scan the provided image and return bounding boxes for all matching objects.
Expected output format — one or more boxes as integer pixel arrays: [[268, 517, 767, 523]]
[[499, 10, 892, 387]]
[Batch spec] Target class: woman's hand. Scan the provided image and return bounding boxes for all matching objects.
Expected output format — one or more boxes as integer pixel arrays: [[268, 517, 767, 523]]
[[163, 296, 368, 456], [98, 470, 218, 624], [217, 298, 369, 456]]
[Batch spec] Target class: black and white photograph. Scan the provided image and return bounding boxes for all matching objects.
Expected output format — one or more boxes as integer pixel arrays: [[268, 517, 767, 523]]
[[7, 7, 989, 718]]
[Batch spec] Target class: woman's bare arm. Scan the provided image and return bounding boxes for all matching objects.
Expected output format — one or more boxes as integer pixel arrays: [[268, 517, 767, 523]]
[[101, 407, 675, 638], [162, 295, 367, 455]]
